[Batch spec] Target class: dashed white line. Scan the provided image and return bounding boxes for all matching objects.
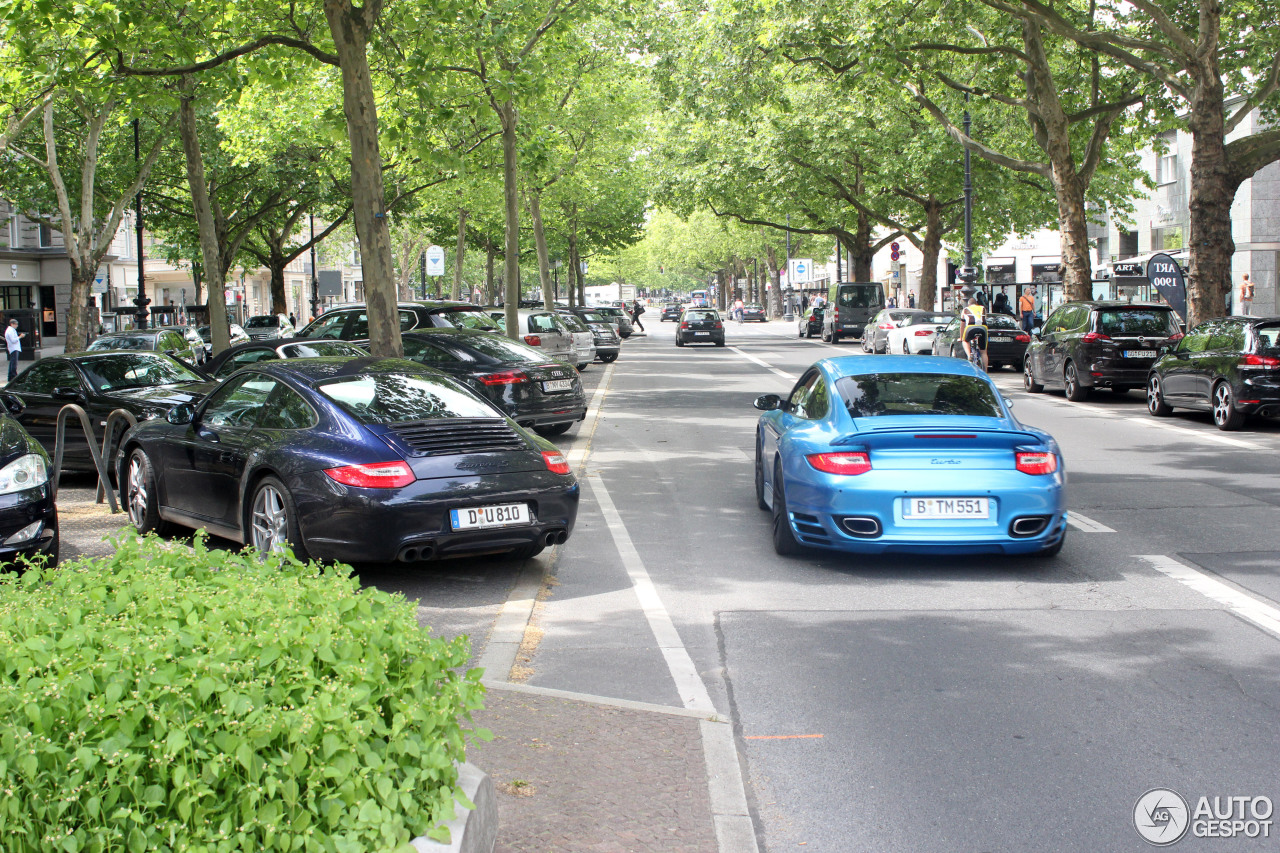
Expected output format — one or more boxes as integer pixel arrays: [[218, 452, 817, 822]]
[[1139, 554, 1280, 640], [727, 346, 797, 380], [1067, 511, 1116, 533]]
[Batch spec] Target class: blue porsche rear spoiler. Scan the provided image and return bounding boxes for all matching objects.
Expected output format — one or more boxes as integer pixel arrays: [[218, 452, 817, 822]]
[[831, 426, 1049, 452]]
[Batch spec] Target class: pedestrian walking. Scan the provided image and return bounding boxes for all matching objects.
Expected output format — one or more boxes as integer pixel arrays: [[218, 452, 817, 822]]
[[1019, 287, 1037, 334], [907, 292, 915, 309], [887, 296, 897, 309], [1239, 274, 1253, 316], [631, 299, 646, 332], [289, 312, 297, 328], [5, 319, 25, 382]]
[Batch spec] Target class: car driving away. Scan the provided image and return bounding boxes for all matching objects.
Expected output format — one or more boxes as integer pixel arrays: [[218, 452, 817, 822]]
[[118, 358, 580, 565], [676, 308, 726, 346], [754, 355, 1066, 558]]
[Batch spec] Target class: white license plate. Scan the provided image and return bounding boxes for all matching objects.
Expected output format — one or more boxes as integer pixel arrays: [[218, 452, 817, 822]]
[[903, 497, 989, 519], [542, 379, 572, 392], [991, 336, 1011, 342], [450, 503, 530, 530], [1124, 349, 1157, 358], [695, 331, 710, 335]]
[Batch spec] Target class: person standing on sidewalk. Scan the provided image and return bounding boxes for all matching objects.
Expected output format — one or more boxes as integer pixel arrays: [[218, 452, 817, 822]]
[[6, 319, 26, 382], [1239, 274, 1253, 316], [631, 299, 646, 332]]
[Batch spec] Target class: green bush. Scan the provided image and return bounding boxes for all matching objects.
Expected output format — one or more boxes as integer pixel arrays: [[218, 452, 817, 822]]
[[0, 535, 487, 853]]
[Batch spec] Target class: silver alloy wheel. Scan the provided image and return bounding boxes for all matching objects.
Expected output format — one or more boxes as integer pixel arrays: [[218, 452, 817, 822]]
[[1065, 364, 1078, 396], [903, 338, 910, 354], [127, 455, 147, 528], [1148, 376, 1163, 414], [250, 483, 289, 554], [1213, 384, 1232, 426]]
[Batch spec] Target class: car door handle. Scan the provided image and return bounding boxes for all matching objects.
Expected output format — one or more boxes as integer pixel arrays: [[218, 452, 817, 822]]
[[219, 451, 236, 464], [197, 427, 220, 442]]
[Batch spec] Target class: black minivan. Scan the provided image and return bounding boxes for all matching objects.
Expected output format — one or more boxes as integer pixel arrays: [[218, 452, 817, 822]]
[[823, 282, 885, 343], [1023, 301, 1182, 401]]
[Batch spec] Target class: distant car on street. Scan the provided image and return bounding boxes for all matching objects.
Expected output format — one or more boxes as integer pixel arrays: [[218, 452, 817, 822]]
[[243, 313, 296, 341], [742, 303, 766, 322], [661, 304, 682, 322], [798, 306, 824, 338], [676, 309, 725, 347], [823, 282, 885, 343], [87, 329, 203, 365], [560, 308, 621, 363], [886, 312, 953, 355], [298, 301, 501, 340], [593, 306, 634, 338], [934, 312, 1030, 370], [863, 309, 928, 354]]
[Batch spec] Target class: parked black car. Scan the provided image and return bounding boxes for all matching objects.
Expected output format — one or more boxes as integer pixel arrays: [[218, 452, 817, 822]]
[[822, 282, 885, 342], [676, 309, 726, 346], [205, 338, 369, 379], [1023, 301, 1182, 400], [798, 306, 824, 338], [0, 412, 58, 566], [742, 303, 766, 322], [863, 309, 928, 354], [398, 329, 588, 436], [560, 308, 621, 363], [1, 352, 216, 473], [298, 301, 501, 340], [661, 304, 682, 322], [934, 312, 1031, 370], [118, 358, 580, 564], [1147, 316, 1280, 430], [87, 329, 203, 365]]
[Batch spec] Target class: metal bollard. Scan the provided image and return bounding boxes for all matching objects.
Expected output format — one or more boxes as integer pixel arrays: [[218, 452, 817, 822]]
[[52, 404, 120, 513], [95, 409, 138, 505]]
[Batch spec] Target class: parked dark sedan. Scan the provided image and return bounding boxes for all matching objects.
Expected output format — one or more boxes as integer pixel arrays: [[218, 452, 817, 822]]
[[676, 309, 726, 346], [934, 312, 1031, 370], [798, 306, 825, 338], [0, 413, 58, 566], [2, 352, 216, 473], [560, 308, 621, 363], [742, 303, 766, 322], [118, 358, 580, 564], [661, 304, 682, 322], [205, 338, 368, 379], [88, 329, 203, 365], [1024, 301, 1182, 400], [398, 329, 587, 437], [298, 301, 500, 339], [1147, 316, 1280, 430]]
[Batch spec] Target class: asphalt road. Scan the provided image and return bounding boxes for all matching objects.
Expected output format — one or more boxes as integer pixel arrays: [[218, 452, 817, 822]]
[[56, 319, 1280, 851]]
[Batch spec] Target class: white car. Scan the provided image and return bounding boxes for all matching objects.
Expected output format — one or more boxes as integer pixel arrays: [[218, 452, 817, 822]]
[[487, 308, 579, 367], [553, 312, 597, 369], [885, 311, 954, 354]]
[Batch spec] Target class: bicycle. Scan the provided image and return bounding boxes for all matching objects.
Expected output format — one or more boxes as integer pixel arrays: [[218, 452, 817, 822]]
[[963, 327, 988, 372]]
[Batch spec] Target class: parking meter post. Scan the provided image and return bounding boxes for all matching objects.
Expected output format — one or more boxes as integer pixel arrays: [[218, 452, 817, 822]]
[[783, 286, 795, 322]]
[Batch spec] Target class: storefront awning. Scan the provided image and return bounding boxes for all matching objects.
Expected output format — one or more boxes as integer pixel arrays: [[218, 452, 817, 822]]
[[1030, 256, 1061, 269], [984, 257, 1015, 273], [1112, 250, 1189, 277]]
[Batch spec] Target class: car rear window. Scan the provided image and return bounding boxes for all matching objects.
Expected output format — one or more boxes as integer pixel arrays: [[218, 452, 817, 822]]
[[837, 285, 882, 309], [986, 314, 1020, 330], [835, 373, 1003, 418], [88, 335, 156, 352], [1097, 309, 1178, 337], [278, 341, 366, 359], [317, 373, 497, 423], [1256, 323, 1280, 351], [435, 308, 500, 332], [684, 311, 719, 321], [912, 313, 951, 325]]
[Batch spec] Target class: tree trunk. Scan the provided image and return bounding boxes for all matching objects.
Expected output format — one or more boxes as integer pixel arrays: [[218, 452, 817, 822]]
[[498, 100, 521, 340], [485, 236, 496, 305], [178, 82, 231, 355], [269, 248, 288, 315], [567, 228, 580, 308], [323, 0, 401, 357], [452, 208, 468, 301], [528, 191, 555, 309], [1186, 45, 1232, 327], [765, 245, 782, 317], [850, 216, 875, 281], [66, 267, 94, 350], [919, 202, 943, 312]]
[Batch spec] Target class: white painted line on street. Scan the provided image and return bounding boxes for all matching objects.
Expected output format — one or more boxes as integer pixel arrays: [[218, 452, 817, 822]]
[[586, 473, 716, 712], [1067, 511, 1116, 533], [482, 679, 727, 721], [1139, 554, 1280, 640], [702, 719, 761, 853], [727, 346, 796, 380], [1121, 415, 1260, 449], [567, 361, 616, 472]]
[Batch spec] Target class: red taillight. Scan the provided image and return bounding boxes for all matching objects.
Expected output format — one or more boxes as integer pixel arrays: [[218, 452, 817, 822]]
[[680, 322, 690, 329], [477, 369, 528, 385], [878, 322, 894, 330], [1081, 332, 1110, 343], [806, 452, 872, 476], [541, 450, 571, 474], [1168, 331, 1185, 342], [325, 461, 415, 488], [523, 335, 542, 346], [914, 329, 934, 336], [1241, 353, 1280, 368], [1015, 333, 1031, 343], [714, 321, 723, 329], [1015, 452, 1058, 475]]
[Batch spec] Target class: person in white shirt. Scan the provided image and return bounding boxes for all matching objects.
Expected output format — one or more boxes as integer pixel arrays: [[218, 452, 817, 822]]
[[5, 319, 25, 381]]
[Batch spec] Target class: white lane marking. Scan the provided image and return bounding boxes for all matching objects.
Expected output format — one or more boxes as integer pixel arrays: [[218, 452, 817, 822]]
[[586, 473, 716, 713], [1012, 392, 1262, 450], [727, 346, 797, 380], [702, 719, 761, 853], [566, 361, 615, 471], [1139, 554, 1280, 640], [1067, 511, 1116, 533]]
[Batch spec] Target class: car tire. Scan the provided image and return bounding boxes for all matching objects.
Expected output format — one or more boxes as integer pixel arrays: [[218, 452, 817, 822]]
[[831, 330, 841, 344], [1147, 375, 1173, 416], [821, 327, 831, 343], [124, 448, 176, 537], [535, 422, 573, 437], [247, 476, 309, 560], [902, 339, 911, 355], [715, 340, 726, 347], [755, 435, 769, 511], [1035, 525, 1066, 558], [676, 337, 684, 347], [1024, 358, 1044, 393], [771, 462, 804, 556], [1212, 382, 1246, 430], [577, 363, 589, 371], [1063, 362, 1089, 402], [600, 353, 618, 364]]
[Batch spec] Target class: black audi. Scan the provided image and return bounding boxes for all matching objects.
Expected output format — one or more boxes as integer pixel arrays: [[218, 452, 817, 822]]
[[397, 329, 587, 437], [2, 352, 216, 473], [1147, 316, 1280, 430], [934, 312, 1031, 370], [118, 358, 580, 565], [0, 412, 57, 566]]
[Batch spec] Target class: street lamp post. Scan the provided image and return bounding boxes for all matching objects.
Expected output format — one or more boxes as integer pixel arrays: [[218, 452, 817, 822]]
[[783, 215, 794, 321], [309, 215, 320, 320], [133, 119, 150, 330]]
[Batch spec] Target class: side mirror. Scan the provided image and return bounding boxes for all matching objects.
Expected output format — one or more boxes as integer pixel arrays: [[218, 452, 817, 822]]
[[52, 386, 82, 402], [164, 349, 178, 356], [1002, 395, 1015, 409], [0, 393, 23, 416], [166, 403, 195, 425], [754, 394, 784, 411]]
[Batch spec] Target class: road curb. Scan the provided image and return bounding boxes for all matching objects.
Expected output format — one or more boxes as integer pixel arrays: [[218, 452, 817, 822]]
[[411, 762, 497, 853]]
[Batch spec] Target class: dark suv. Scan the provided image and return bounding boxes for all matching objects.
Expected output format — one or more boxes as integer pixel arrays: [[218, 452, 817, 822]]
[[298, 301, 500, 340], [1147, 316, 1280, 430], [823, 282, 885, 343], [1023, 301, 1182, 401]]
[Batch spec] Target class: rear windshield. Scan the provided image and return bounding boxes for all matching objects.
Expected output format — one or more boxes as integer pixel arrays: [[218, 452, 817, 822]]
[[278, 341, 366, 359], [558, 314, 588, 332], [684, 311, 719, 321], [443, 334, 550, 364], [244, 316, 279, 328], [1256, 323, 1280, 351], [835, 373, 1003, 418], [579, 312, 608, 323], [986, 314, 1020, 330], [435, 308, 500, 332], [317, 373, 496, 423], [87, 335, 156, 351], [1097, 309, 1178, 337], [911, 313, 951, 325], [837, 285, 883, 309]]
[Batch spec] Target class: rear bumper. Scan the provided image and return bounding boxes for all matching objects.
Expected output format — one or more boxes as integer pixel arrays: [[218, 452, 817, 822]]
[[1085, 365, 1153, 387], [679, 331, 725, 344], [594, 344, 620, 359]]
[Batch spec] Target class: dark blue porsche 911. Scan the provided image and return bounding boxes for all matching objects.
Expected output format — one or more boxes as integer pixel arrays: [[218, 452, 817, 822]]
[[754, 356, 1067, 557], [118, 357, 580, 564]]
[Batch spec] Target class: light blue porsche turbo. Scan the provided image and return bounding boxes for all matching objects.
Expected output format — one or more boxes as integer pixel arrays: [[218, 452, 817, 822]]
[[754, 356, 1067, 557]]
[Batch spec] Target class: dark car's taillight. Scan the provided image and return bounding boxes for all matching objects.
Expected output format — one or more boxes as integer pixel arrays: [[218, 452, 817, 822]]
[[325, 461, 415, 488], [1015, 333, 1031, 343], [542, 450, 571, 474], [477, 369, 528, 385], [1081, 332, 1110, 343], [1241, 353, 1280, 369]]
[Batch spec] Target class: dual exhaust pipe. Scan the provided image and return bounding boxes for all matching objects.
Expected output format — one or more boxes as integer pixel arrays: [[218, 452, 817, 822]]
[[395, 528, 569, 562]]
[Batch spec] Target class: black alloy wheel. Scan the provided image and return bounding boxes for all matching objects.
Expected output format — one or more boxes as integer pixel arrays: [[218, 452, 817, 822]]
[[771, 462, 803, 556], [1212, 382, 1246, 430], [600, 353, 618, 364], [1147, 375, 1173, 417], [125, 448, 174, 536], [1024, 358, 1044, 393], [1063, 362, 1089, 402]]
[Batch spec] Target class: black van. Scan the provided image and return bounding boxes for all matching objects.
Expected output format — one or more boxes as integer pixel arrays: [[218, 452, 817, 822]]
[[822, 282, 885, 343]]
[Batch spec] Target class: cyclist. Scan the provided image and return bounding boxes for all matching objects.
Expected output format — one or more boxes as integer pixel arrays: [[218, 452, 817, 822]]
[[959, 297, 988, 370]]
